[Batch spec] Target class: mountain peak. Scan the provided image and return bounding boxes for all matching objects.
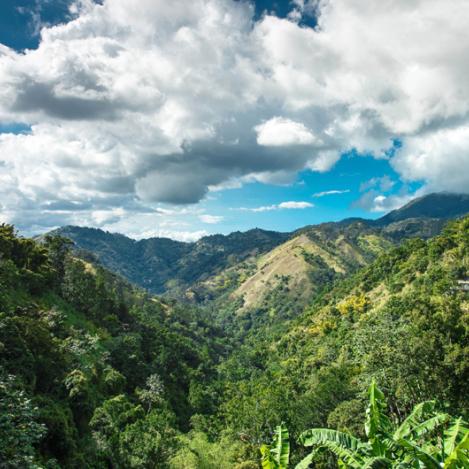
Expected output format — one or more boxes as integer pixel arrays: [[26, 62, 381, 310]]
[[376, 192, 469, 225]]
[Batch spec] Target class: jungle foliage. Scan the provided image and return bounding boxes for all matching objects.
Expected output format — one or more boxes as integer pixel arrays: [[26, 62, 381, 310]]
[[1, 212, 469, 467]]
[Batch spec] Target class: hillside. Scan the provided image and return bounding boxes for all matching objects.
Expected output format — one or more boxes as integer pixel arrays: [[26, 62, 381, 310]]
[[0, 226, 230, 467], [200, 222, 392, 316], [193, 193, 468, 319], [217, 215, 469, 465], [375, 192, 469, 225], [2, 215, 469, 467]]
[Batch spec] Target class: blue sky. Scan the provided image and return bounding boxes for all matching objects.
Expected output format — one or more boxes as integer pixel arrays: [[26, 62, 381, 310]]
[[0, 0, 465, 240]]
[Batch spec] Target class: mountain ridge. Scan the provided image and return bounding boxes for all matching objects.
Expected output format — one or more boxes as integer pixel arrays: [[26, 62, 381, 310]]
[[48, 192, 469, 299]]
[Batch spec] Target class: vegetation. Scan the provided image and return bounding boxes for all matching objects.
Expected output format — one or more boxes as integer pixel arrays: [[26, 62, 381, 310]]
[[297, 380, 468, 468], [0, 225, 227, 466], [51, 193, 469, 301], [52, 226, 288, 295], [1, 196, 469, 467], [215, 215, 469, 465], [260, 382, 468, 468]]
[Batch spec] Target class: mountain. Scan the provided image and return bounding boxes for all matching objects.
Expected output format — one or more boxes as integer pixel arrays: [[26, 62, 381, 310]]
[[2, 208, 469, 467], [375, 192, 469, 225], [50, 226, 288, 294], [194, 221, 393, 318], [185, 193, 469, 316], [0, 224, 228, 467], [48, 193, 469, 308]]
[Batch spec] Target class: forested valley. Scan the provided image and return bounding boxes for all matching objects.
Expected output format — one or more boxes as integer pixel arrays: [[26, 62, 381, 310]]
[[1, 210, 468, 467]]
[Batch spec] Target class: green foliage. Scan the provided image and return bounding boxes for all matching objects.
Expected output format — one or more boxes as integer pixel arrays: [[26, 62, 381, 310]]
[[218, 216, 469, 464], [260, 424, 290, 469], [297, 381, 469, 468], [53, 225, 288, 294], [169, 431, 251, 469], [1, 210, 469, 466], [0, 370, 46, 467], [0, 226, 226, 466]]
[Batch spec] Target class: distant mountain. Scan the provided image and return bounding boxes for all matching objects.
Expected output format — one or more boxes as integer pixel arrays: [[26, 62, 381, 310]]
[[375, 192, 469, 225], [48, 193, 469, 302], [50, 226, 288, 294]]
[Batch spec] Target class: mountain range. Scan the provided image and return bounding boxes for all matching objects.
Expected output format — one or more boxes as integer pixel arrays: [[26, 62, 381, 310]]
[[3, 192, 469, 467], [49, 193, 469, 313]]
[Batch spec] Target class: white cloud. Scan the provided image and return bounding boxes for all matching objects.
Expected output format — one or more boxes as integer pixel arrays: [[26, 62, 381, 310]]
[[255, 117, 316, 146], [199, 214, 224, 224], [392, 125, 469, 193], [238, 201, 313, 212], [0, 0, 468, 233], [278, 201, 313, 209], [136, 229, 208, 242], [91, 207, 126, 224], [354, 175, 403, 212], [354, 191, 414, 213], [359, 175, 395, 193], [313, 189, 350, 197]]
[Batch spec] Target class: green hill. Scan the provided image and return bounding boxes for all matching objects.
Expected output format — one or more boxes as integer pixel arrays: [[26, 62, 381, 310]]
[[0, 226, 228, 467], [3, 194, 469, 467], [50, 226, 289, 294], [216, 216, 469, 465], [374, 192, 469, 225]]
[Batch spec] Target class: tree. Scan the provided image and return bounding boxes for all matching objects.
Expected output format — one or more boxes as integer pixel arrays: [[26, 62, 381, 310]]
[[0, 371, 45, 467], [297, 380, 469, 468]]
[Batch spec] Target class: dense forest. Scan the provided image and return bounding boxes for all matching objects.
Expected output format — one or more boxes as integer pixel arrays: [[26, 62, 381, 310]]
[[1, 212, 468, 466]]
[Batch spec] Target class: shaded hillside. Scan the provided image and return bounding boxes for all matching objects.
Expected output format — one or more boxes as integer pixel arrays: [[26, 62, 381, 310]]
[[2, 216, 469, 467], [48, 193, 469, 314]]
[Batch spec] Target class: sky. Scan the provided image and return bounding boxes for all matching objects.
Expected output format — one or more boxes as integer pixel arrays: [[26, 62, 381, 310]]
[[0, 0, 468, 241]]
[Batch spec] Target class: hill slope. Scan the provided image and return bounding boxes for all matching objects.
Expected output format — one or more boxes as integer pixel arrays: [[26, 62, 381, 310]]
[[375, 192, 469, 225], [2, 213, 469, 467], [217, 222, 392, 313], [0, 226, 227, 466], [217, 216, 469, 464]]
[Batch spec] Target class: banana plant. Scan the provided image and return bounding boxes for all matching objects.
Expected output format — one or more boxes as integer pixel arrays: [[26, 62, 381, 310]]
[[261, 423, 290, 469], [295, 379, 469, 468]]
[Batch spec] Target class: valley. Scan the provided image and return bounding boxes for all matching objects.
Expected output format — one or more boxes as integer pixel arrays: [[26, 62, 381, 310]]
[[1, 192, 468, 467]]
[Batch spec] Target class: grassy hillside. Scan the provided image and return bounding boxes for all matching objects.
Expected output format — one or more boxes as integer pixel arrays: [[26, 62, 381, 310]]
[[4, 197, 469, 467], [231, 223, 392, 311], [49, 194, 469, 321]]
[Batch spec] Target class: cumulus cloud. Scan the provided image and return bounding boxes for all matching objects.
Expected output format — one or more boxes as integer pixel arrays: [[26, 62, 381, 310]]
[[353, 191, 414, 213], [255, 117, 316, 146], [359, 176, 395, 193], [238, 201, 313, 212], [0, 0, 468, 235], [354, 175, 404, 212], [392, 125, 469, 193]]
